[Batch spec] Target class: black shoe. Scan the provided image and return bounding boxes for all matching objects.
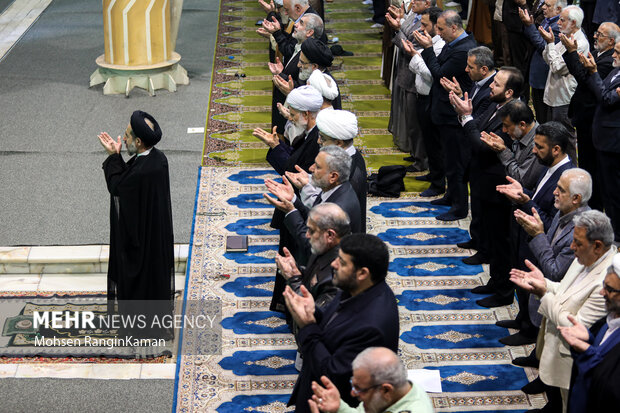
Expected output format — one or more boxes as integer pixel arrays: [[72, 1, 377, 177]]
[[415, 174, 431, 182], [403, 155, 416, 162], [476, 294, 514, 308], [496, 319, 520, 329], [457, 239, 476, 249], [499, 332, 537, 346], [521, 377, 545, 394], [513, 353, 539, 368], [462, 252, 489, 265], [420, 187, 445, 197], [430, 197, 450, 206], [406, 164, 423, 172], [471, 284, 495, 295], [436, 211, 467, 221]]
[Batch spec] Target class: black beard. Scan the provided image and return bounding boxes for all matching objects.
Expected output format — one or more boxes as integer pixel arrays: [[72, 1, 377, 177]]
[[537, 153, 554, 167]]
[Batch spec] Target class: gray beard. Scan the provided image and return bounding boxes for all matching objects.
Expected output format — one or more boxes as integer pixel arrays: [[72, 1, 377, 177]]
[[299, 66, 313, 81], [126, 142, 138, 156]]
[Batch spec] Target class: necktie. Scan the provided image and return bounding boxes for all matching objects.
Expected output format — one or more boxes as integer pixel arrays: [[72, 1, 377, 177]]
[[470, 83, 480, 100], [312, 193, 323, 207], [512, 140, 520, 153]]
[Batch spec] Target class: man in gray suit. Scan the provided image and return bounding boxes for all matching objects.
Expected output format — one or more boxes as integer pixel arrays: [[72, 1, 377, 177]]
[[499, 169, 592, 373]]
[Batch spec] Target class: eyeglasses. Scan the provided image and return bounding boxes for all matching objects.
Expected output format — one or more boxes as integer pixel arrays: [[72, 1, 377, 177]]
[[350, 378, 380, 395], [594, 31, 610, 39], [603, 283, 620, 294]]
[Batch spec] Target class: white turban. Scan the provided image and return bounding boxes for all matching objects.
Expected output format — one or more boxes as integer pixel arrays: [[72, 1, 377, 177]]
[[285, 85, 323, 112], [274, 0, 283, 6], [307, 70, 339, 101], [316, 110, 358, 140], [610, 253, 620, 279]]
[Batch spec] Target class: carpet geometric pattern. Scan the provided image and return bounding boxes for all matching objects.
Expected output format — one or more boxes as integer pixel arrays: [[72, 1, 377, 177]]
[[173, 167, 546, 412]]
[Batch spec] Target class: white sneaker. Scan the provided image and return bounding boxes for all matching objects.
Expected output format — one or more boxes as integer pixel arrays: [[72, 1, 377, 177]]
[[371, 23, 383, 28], [362, 0, 373, 4], [365, 17, 374, 22]]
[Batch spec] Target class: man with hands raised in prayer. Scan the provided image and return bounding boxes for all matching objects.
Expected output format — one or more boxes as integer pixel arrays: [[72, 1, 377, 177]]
[[282, 234, 399, 413]]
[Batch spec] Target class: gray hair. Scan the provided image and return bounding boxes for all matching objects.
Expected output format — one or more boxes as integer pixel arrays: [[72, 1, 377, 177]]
[[308, 202, 351, 238], [352, 347, 408, 389], [305, 13, 324, 39], [320, 145, 351, 183], [600, 22, 620, 43], [561, 168, 592, 204], [467, 46, 495, 71], [291, 0, 309, 7], [555, 0, 567, 10], [440, 10, 463, 28], [573, 210, 615, 247], [564, 5, 584, 28], [424, 0, 437, 6]]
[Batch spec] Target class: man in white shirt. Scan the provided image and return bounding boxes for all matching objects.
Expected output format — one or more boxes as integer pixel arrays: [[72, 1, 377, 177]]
[[541, 5, 590, 162]]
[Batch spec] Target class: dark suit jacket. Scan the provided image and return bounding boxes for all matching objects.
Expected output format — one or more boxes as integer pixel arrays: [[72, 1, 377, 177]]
[[521, 159, 575, 231], [470, 73, 494, 120], [284, 182, 362, 259], [288, 280, 400, 412], [350, 149, 367, 233], [463, 103, 512, 202], [586, 67, 620, 154], [564, 49, 614, 125], [568, 317, 620, 413], [286, 245, 339, 309], [421, 33, 477, 126]]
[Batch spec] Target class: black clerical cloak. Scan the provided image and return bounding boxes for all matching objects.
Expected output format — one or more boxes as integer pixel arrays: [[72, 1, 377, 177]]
[[103, 148, 174, 302]]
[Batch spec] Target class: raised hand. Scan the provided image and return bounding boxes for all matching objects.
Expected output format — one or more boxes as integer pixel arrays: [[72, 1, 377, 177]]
[[440, 76, 463, 97], [449, 91, 472, 117], [518, 7, 533, 26], [265, 175, 295, 202], [275, 247, 301, 280], [385, 12, 401, 31], [285, 165, 310, 189], [283, 285, 316, 327], [258, 0, 276, 13], [273, 74, 295, 95], [559, 33, 578, 53], [401, 39, 418, 56], [252, 126, 280, 148], [509, 259, 547, 297], [579, 52, 598, 74], [496, 176, 530, 204], [558, 315, 592, 353], [97, 132, 122, 155], [276, 102, 292, 120], [262, 16, 281, 34], [268, 57, 284, 75], [539, 25, 555, 44], [412, 29, 433, 49], [256, 27, 271, 38], [308, 375, 341, 413], [514, 207, 545, 237], [479, 131, 506, 152]]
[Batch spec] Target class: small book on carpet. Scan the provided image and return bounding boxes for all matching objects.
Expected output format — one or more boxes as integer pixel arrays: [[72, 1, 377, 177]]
[[226, 235, 248, 252]]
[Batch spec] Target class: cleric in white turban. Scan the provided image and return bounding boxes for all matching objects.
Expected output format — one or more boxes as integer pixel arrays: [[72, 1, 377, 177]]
[[307, 69, 340, 110], [298, 109, 368, 232], [284, 85, 323, 112]]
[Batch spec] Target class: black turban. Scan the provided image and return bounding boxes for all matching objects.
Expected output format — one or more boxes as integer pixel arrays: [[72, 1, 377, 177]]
[[130, 110, 162, 147], [301, 38, 333, 68]]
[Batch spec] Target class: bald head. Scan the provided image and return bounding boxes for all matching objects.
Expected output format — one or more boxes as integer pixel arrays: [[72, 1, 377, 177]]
[[308, 202, 351, 238], [595, 22, 620, 53], [352, 347, 408, 389]]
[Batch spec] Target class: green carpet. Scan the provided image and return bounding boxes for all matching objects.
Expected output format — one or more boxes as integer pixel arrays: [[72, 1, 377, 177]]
[[202, 0, 431, 193]]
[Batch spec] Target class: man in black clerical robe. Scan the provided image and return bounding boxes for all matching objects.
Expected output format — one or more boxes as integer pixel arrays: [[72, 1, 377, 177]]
[[97, 111, 174, 337]]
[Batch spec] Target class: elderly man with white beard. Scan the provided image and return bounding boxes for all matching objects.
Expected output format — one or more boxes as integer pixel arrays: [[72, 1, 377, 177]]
[[254, 86, 324, 312]]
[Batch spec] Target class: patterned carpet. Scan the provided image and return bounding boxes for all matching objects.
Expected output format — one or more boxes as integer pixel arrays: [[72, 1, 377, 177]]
[[173, 0, 547, 411]]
